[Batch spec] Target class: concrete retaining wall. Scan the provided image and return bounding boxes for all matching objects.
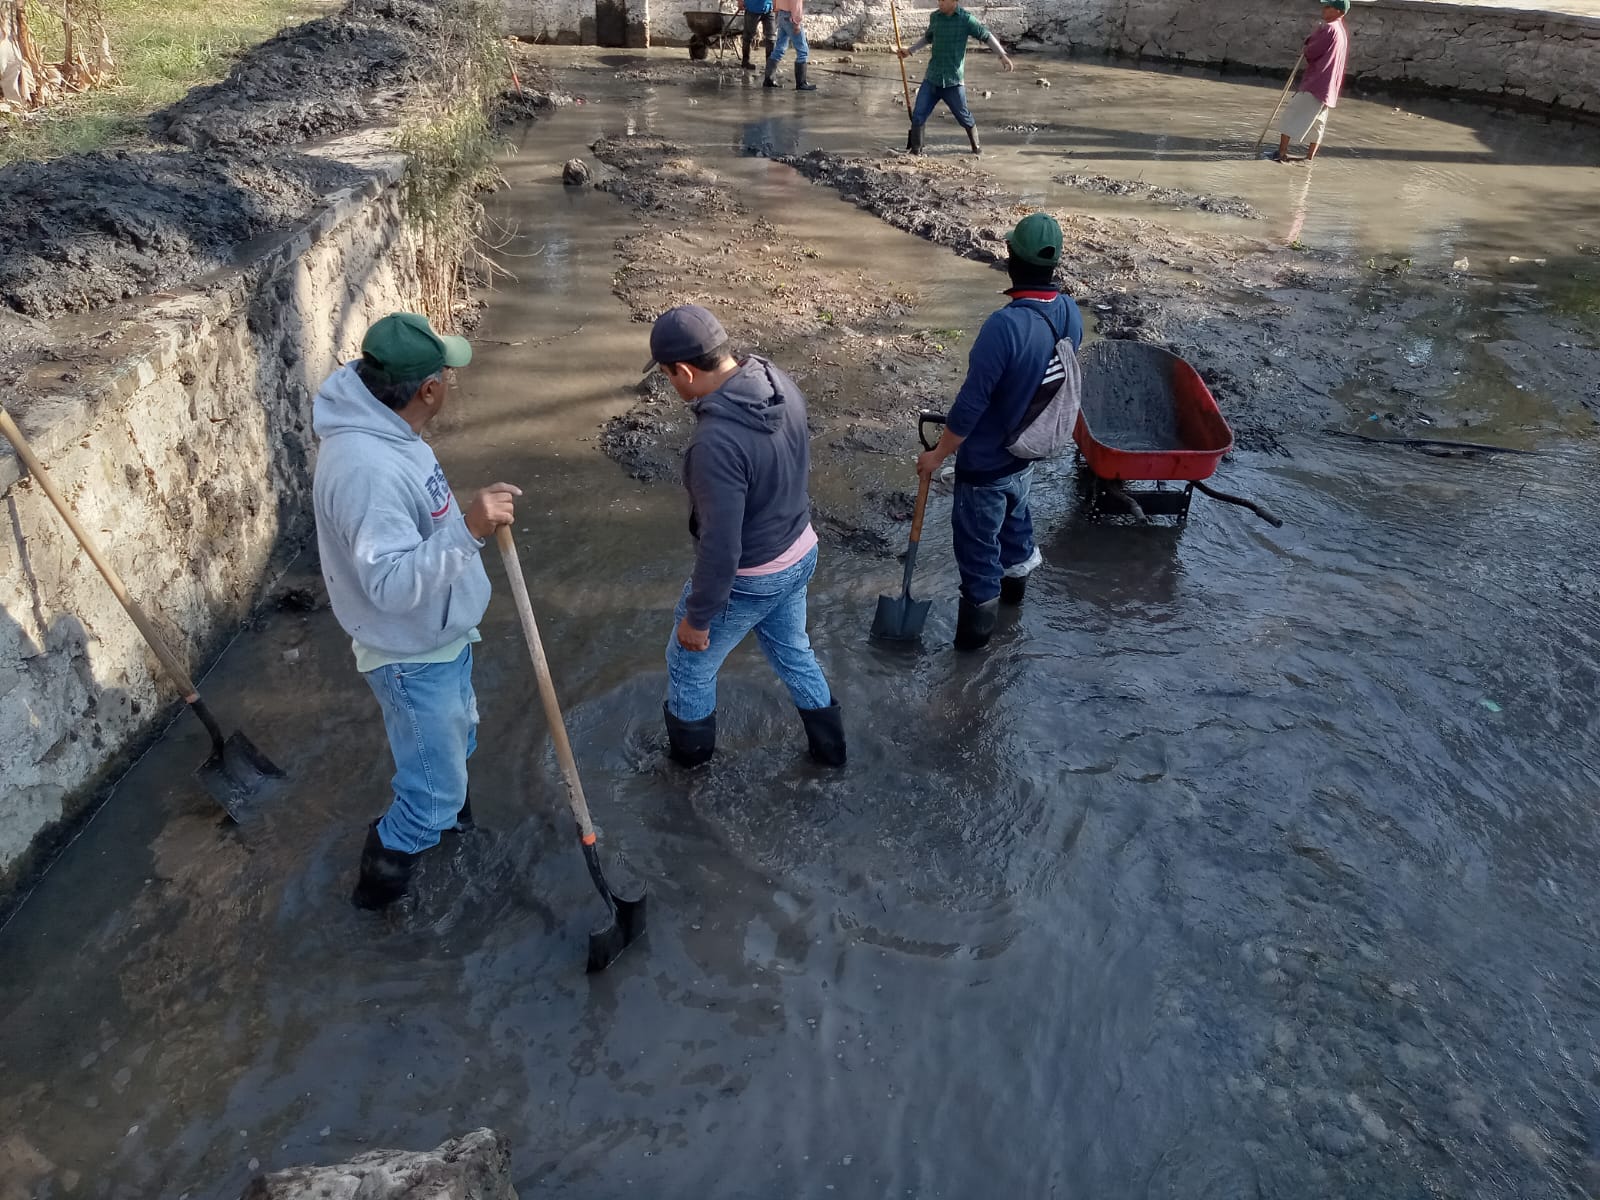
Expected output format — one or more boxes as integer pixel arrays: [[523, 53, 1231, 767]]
[[505, 0, 1600, 117], [0, 147, 415, 898]]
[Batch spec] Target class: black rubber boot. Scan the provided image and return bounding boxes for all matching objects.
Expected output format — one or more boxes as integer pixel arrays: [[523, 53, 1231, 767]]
[[798, 699, 847, 767], [999, 575, 1027, 605], [966, 125, 981, 155], [664, 703, 717, 767], [442, 790, 473, 835], [794, 62, 816, 91], [763, 59, 780, 87], [908, 123, 925, 154], [351, 821, 418, 910], [741, 36, 753, 70], [953, 597, 1000, 652]]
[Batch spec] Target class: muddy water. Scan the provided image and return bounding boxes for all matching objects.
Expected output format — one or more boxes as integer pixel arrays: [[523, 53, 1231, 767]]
[[3, 52, 1600, 1200], [565, 49, 1600, 267]]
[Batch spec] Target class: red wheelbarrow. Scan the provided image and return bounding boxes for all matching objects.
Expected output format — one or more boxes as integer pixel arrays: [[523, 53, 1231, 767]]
[[1075, 341, 1282, 526]]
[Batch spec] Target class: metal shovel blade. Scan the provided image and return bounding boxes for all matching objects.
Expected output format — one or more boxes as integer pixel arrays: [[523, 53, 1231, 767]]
[[871, 591, 932, 642], [195, 731, 286, 822], [587, 891, 648, 973]]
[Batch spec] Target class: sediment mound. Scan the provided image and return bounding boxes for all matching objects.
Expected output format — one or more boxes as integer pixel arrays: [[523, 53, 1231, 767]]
[[0, 151, 369, 316], [149, 0, 445, 150]]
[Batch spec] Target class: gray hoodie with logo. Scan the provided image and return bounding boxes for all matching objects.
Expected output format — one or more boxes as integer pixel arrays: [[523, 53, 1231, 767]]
[[683, 355, 814, 628], [312, 362, 490, 661]]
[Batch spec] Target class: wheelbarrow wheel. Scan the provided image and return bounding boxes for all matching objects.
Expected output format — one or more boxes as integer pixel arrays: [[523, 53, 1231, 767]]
[[689, 38, 709, 59]]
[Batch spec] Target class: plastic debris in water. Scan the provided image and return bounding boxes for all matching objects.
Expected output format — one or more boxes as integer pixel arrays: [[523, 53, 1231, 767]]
[[1479, 699, 1502, 713]]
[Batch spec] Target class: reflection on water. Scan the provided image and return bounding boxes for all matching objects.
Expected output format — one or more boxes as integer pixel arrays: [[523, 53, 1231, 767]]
[[2, 48, 1599, 1200]]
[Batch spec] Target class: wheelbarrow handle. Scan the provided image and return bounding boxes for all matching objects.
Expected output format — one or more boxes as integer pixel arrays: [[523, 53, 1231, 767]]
[[918, 410, 947, 452]]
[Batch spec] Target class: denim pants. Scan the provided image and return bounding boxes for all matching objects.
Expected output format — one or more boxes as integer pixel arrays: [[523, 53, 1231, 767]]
[[666, 545, 832, 722], [910, 80, 975, 129], [952, 466, 1036, 604], [767, 10, 809, 66], [364, 644, 477, 855]]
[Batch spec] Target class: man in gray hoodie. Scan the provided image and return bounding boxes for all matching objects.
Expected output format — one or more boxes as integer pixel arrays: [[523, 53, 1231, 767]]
[[312, 313, 521, 910], [646, 305, 844, 768]]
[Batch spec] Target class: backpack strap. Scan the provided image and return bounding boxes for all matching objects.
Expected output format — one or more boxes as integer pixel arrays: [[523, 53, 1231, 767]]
[[1009, 299, 1064, 345]]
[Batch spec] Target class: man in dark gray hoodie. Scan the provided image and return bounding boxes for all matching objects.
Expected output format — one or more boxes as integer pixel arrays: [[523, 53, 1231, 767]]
[[646, 305, 844, 768]]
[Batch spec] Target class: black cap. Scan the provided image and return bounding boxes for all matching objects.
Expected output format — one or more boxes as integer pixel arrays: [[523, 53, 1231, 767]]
[[643, 304, 728, 374]]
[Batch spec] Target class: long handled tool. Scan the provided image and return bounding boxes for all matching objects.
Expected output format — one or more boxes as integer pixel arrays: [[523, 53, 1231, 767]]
[[1254, 53, 1305, 156], [889, 0, 921, 153], [0, 408, 284, 822], [496, 527, 645, 973], [871, 412, 944, 641]]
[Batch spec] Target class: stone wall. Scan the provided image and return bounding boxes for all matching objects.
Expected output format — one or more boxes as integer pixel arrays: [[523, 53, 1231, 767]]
[[1075, 0, 1600, 117], [0, 145, 415, 899], [504, 0, 1600, 118]]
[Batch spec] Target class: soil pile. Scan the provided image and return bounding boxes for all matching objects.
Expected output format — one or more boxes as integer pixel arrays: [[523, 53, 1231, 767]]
[[0, 151, 369, 317], [149, 0, 445, 150], [1053, 172, 1261, 220], [778, 150, 1016, 265]]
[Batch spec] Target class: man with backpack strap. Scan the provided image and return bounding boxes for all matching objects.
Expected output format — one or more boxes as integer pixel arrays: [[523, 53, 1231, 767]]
[[916, 213, 1084, 652]]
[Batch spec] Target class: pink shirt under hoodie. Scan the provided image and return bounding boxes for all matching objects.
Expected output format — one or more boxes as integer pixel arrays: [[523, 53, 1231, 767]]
[[1300, 19, 1350, 108]]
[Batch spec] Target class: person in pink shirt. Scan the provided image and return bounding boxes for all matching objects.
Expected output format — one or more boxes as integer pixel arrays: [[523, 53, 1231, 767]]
[[1275, 0, 1351, 163], [764, 0, 818, 91]]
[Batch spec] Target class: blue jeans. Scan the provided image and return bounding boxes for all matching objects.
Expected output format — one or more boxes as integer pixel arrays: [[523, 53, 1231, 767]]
[[767, 10, 809, 66], [952, 467, 1035, 604], [364, 644, 477, 855], [666, 546, 832, 722], [911, 80, 974, 129]]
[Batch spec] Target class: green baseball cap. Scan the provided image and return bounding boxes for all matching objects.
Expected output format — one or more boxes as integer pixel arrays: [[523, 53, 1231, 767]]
[[1006, 213, 1064, 267], [360, 312, 472, 377]]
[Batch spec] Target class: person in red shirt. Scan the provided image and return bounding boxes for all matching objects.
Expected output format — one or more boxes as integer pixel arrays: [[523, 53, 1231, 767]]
[[1275, 1, 1350, 163]]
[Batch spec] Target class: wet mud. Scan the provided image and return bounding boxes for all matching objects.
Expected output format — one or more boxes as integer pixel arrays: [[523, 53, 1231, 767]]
[[149, 0, 447, 151], [0, 150, 369, 316], [1052, 170, 1262, 219]]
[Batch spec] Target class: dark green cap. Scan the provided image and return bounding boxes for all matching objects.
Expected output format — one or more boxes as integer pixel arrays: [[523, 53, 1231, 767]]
[[1006, 213, 1063, 268], [360, 312, 472, 378], [1322, 0, 1350, 12]]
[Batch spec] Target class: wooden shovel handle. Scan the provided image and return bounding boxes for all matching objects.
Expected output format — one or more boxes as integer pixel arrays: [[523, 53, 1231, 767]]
[[0, 406, 202, 701], [908, 469, 932, 545], [495, 526, 596, 840], [889, 0, 914, 112], [1255, 53, 1305, 152]]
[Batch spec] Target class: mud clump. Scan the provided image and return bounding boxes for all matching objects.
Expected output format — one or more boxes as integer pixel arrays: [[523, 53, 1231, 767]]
[[149, 0, 443, 150], [592, 134, 742, 218], [562, 157, 592, 186], [600, 401, 685, 483], [1054, 172, 1261, 220], [0, 151, 370, 317], [776, 150, 1010, 266]]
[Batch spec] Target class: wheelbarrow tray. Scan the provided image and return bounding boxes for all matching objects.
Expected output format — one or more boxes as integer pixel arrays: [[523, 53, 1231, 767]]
[[683, 9, 742, 38], [1074, 341, 1234, 483]]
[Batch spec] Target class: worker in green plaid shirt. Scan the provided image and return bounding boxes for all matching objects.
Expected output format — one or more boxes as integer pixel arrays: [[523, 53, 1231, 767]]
[[898, 0, 1015, 154]]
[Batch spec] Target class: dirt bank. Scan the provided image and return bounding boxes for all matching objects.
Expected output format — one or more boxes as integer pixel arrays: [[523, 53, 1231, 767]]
[[0, 151, 369, 317], [0, 0, 553, 325], [149, 0, 447, 151]]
